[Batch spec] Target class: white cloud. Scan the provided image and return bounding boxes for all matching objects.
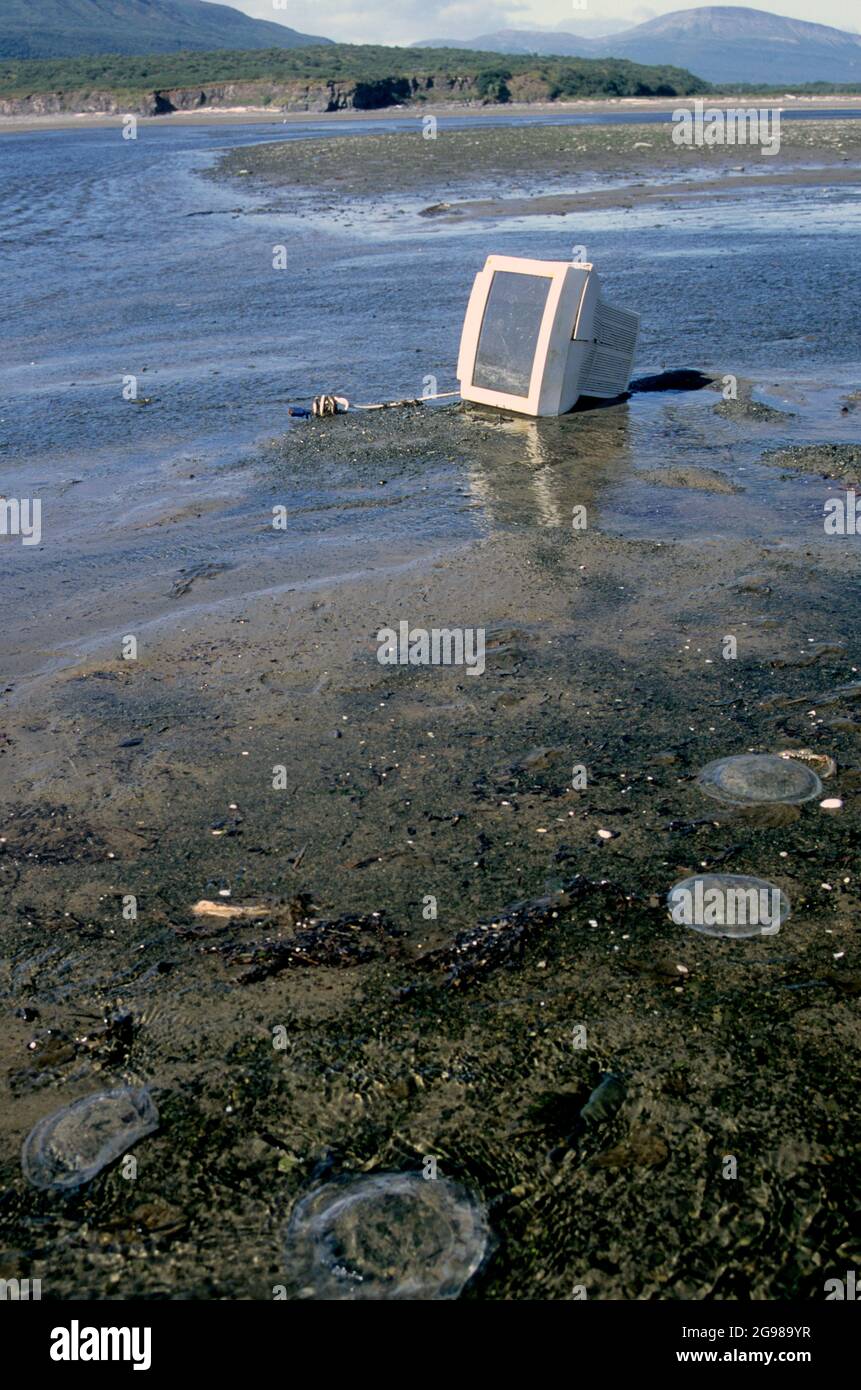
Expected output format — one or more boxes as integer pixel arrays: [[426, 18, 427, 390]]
[[217, 0, 861, 46], [229, 0, 528, 45]]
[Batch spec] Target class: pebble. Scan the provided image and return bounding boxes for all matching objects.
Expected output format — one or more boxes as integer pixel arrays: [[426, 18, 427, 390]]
[[191, 899, 268, 919], [580, 1073, 625, 1125]]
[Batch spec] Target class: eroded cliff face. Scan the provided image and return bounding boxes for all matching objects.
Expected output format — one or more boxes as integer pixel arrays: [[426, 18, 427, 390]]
[[0, 73, 487, 117], [0, 89, 123, 115]]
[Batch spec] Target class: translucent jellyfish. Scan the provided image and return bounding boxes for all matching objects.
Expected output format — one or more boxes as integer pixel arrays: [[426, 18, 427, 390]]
[[697, 753, 822, 806], [668, 873, 791, 939], [21, 1087, 159, 1192], [283, 1172, 489, 1300]]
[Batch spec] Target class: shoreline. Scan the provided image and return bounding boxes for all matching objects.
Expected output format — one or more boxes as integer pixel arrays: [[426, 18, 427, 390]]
[[2, 94, 859, 1301], [208, 114, 861, 215], [3, 394, 860, 1298], [432, 164, 861, 219], [3, 93, 861, 135]]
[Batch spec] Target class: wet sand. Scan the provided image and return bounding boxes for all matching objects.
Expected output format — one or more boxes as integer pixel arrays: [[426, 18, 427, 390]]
[[427, 166, 861, 220], [213, 117, 861, 221], [2, 382, 860, 1298], [1, 112, 860, 1301]]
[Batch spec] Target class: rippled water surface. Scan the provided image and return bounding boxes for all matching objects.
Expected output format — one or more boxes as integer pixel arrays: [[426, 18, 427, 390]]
[[1, 117, 859, 1302], [2, 117, 859, 681]]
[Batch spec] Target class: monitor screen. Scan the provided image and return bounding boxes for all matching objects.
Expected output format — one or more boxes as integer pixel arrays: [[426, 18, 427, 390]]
[[472, 271, 552, 397]]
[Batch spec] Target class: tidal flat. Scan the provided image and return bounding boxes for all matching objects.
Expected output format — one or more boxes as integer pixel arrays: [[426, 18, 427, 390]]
[[1, 114, 859, 1299], [214, 115, 861, 210]]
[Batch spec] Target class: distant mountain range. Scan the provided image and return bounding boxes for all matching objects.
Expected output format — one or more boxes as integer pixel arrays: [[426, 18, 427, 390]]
[[415, 29, 625, 57], [5, 2, 861, 89], [0, 0, 332, 59], [414, 6, 861, 85]]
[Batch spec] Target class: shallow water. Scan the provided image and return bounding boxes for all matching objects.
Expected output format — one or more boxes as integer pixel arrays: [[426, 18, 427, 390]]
[[1, 115, 859, 1303], [2, 119, 860, 689]]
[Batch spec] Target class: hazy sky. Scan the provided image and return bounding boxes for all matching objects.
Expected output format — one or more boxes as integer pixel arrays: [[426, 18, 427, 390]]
[[222, 1, 861, 45]]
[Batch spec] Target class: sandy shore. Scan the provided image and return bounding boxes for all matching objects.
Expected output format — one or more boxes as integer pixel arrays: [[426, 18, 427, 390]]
[[2, 382, 860, 1298], [2, 94, 861, 135], [430, 165, 861, 220], [2, 111, 859, 1300], [212, 116, 861, 215]]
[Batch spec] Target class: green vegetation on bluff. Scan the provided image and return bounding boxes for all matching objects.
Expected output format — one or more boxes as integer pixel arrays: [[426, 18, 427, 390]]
[[713, 81, 861, 96], [0, 44, 710, 102]]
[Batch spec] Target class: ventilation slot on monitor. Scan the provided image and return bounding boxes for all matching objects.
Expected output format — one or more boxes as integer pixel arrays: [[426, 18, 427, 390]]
[[579, 343, 632, 399], [593, 299, 639, 356], [578, 299, 640, 398]]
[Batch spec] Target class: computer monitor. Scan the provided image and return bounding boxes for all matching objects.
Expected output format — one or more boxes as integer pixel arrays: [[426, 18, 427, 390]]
[[457, 255, 639, 418]]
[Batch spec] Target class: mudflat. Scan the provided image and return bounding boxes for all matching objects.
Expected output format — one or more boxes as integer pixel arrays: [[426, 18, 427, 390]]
[[213, 114, 861, 211], [3, 391, 860, 1297], [1, 111, 859, 1300]]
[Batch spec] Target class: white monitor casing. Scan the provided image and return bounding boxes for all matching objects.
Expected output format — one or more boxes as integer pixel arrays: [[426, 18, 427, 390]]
[[457, 255, 639, 418]]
